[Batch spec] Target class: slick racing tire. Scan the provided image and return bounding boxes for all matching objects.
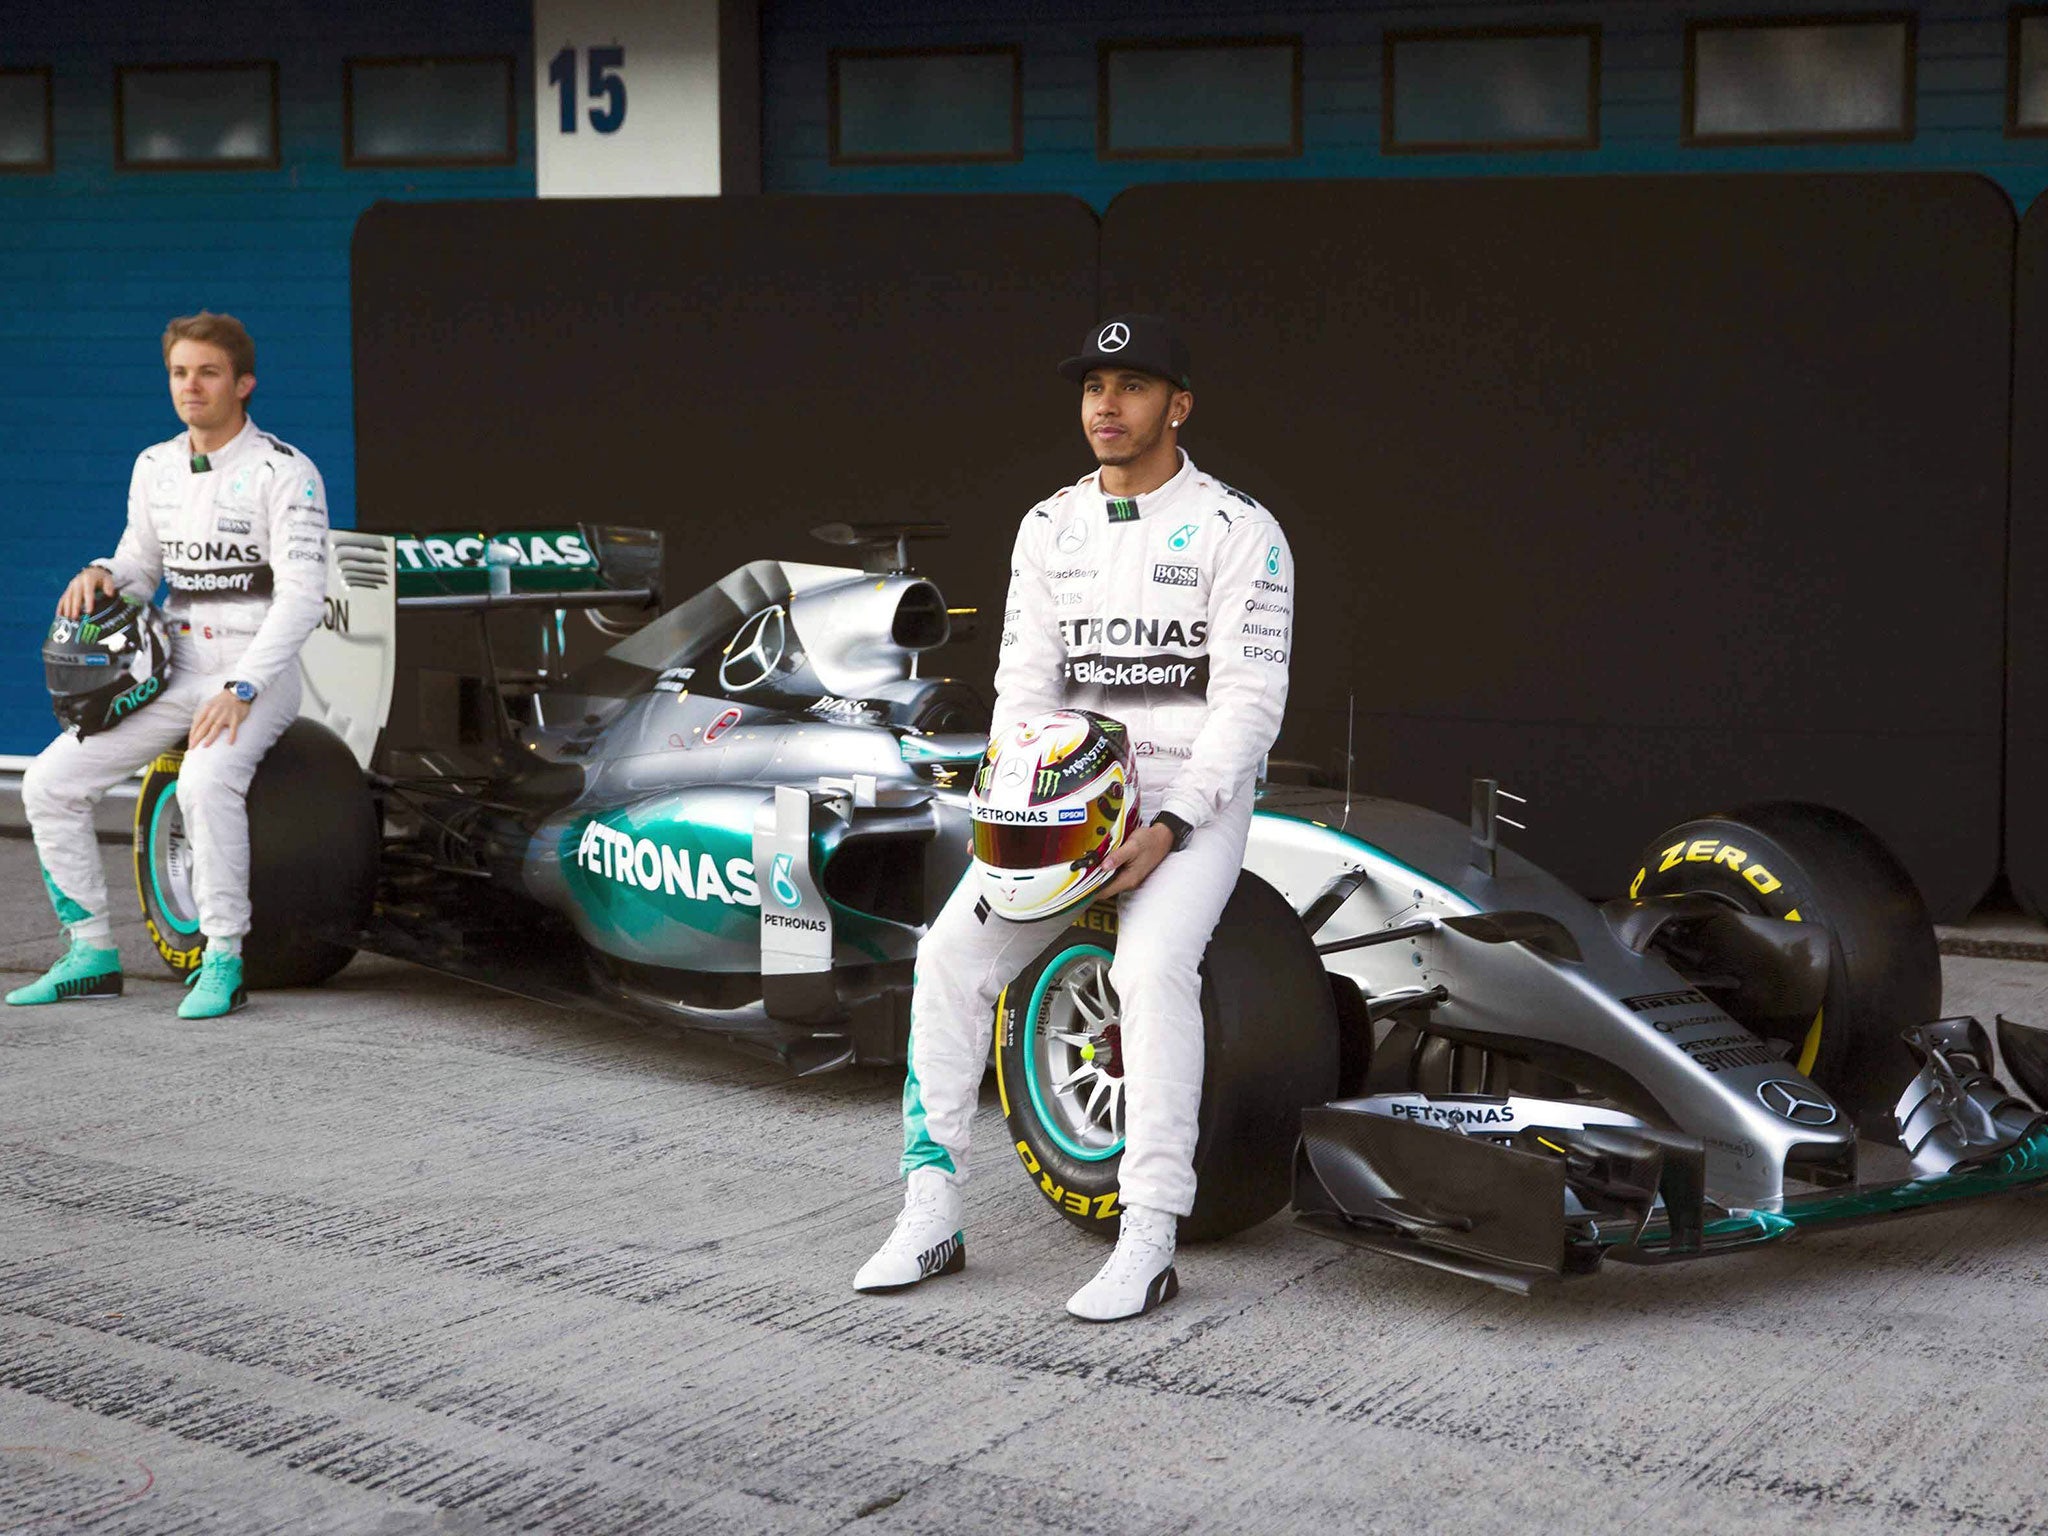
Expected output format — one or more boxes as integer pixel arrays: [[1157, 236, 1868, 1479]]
[[136, 719, 379, 988], [996, 870, 1340, 1242], [1627, 801, 1939, 1118]]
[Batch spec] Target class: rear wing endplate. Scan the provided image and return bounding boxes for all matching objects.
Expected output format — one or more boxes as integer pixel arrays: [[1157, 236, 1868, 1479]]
[[297, 524, 661, 769]]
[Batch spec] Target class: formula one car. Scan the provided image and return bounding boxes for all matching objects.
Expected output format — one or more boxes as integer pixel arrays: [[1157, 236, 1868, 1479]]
[[133, 521, 989, 1072], [129, 522, 2048, 1290]]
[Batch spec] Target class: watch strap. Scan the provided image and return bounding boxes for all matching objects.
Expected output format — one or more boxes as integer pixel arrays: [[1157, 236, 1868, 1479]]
[[1152, 811, 1193, 853]]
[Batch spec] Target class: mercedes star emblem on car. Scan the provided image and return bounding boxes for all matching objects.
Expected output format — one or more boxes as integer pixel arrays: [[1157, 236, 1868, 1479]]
[[719, 605, 786, 694], [1756, 1079, 1838, 1126]]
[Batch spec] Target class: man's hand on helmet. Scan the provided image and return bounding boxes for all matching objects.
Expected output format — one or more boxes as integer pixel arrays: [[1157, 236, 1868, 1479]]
[[58, 566, 117, 620], [1098, 821, 1174, 899]]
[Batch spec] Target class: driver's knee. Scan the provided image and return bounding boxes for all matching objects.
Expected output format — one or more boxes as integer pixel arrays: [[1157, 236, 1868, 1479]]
[[912, 891, 1003, 1004], [1107, 948, 1199, 1024], [20, 745, 83, 822], [910, 942, 986, 1024], [19, 752, 54, 821], [173, 754, 253, 826]]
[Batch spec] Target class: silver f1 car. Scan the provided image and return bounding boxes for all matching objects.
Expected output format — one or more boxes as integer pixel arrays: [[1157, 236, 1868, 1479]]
[[128, 522, 2048, 1291]]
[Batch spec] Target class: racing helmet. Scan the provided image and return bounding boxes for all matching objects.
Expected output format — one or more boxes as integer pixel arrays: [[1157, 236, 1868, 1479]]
[[43, 594, 173, 739], [968, 709, 1138, 922]]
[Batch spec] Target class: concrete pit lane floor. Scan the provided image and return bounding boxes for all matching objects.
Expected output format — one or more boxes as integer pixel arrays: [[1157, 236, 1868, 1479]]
[[5, 837, 2048, 1536]]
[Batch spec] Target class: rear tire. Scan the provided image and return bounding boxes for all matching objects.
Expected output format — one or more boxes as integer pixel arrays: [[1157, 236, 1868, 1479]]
[[135, 719, 379, 988], [904, 680, 987, 734], [997, 871, 1340, 1242], [1626, 801, 1939, 1118]]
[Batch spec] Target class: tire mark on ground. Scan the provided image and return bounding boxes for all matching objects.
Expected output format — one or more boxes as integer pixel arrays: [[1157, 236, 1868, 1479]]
[[0, 1334, 793, 1535], [6, 1173, 2046, 1536]]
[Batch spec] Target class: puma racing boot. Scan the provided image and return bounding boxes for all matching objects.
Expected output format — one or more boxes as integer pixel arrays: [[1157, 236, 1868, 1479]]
[[177, 949, 247, 1020], [854, 1167, 966, 1293], [1066, 1203, 1178, 1322], [5, 940, 123, 1005]]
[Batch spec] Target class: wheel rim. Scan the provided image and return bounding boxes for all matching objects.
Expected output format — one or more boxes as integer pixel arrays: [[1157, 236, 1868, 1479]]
[[148, 783, 201, 936], [1022, 944, 1125, 1162]]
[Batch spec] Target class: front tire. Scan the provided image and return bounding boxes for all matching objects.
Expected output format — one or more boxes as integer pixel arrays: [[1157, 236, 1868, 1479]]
[[997, 871, 1340, 1242], [1626, 801, 1939, 1117], [135, 719, 379, 988]]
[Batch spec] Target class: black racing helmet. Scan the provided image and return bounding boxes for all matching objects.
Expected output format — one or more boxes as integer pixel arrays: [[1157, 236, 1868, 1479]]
[[43, 593, 173, 738]]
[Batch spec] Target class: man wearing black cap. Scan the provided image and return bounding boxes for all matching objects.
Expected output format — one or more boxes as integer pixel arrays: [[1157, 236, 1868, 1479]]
[[855, 315, 1294, 1321]]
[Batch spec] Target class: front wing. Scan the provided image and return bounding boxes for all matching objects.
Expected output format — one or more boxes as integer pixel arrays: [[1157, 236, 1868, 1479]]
[[1293, 1016, 2048, 1293]]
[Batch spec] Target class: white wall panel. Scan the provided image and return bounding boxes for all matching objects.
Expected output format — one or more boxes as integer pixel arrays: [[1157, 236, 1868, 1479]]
[[534, 0, 721, 196]]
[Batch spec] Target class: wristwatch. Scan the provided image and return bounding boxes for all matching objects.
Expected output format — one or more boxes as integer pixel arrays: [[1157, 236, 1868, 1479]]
[[1150, 811, 1193, 853], [224, 680, 258, 704]]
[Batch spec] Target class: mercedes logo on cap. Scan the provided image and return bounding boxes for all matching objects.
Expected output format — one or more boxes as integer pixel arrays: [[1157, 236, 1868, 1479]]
[[1756, 1079, 1838, 1126], [1059, 313, 1190, 388]]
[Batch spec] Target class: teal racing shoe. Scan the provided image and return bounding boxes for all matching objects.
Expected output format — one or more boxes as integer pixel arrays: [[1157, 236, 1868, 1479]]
[[5, 941, 123, 1005], [177, 949, 247, 1019]]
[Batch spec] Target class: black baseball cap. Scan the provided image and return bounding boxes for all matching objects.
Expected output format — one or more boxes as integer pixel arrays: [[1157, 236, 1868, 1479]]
[[1058, 314, 1193, 390]]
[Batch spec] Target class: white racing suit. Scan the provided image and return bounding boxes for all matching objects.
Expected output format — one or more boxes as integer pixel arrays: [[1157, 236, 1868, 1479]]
[[903, 451, 1294, 1216], [23, 418, 329, 944]]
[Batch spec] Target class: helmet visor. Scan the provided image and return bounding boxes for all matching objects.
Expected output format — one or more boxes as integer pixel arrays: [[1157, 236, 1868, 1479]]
[[971, 815, 1106, 873], [45, 655, 118, 696]]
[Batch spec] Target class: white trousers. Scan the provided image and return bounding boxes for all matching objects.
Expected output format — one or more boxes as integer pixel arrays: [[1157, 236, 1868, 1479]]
[[902, 791, 1253, 1217], [23, 637, 302, 943]]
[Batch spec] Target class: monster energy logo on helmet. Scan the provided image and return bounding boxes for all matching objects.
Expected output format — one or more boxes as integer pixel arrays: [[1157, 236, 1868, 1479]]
[[1030, 730, 1121, 805]]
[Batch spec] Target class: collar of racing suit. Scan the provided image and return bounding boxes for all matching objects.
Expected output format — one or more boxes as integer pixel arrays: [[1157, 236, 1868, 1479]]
[[186, 415, 259, 472], [1089, 448, 1194, 521]]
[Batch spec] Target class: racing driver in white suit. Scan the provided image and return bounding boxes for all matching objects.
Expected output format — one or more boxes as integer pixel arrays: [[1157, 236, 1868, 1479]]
[[9, 311, 328, 1020], [856, 314, 1294, 1320]]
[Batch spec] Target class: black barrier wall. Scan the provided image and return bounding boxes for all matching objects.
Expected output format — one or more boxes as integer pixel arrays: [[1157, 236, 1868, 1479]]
[[354, 176, 2013, 920], [351, 194, 1101, 737], [2012, 198, 2048, 920], [1101, 176, 2012, 920]]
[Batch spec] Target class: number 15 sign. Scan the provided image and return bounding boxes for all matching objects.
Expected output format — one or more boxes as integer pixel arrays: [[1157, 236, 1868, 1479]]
[[535, 0, 722, 198]]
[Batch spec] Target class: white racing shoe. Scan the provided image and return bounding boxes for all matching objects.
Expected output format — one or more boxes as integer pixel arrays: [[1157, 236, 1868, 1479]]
[[1066, 1204, 1179, 1322], [853, 1167, 966, 1293]]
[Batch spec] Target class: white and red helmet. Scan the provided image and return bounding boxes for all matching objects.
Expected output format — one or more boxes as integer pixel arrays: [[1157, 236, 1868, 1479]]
[[968, 709, 1138, 922]]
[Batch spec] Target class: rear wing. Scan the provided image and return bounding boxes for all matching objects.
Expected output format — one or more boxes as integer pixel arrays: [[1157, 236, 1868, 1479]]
[[298, 524, 661, 768], [392, 525, 662, 610]]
